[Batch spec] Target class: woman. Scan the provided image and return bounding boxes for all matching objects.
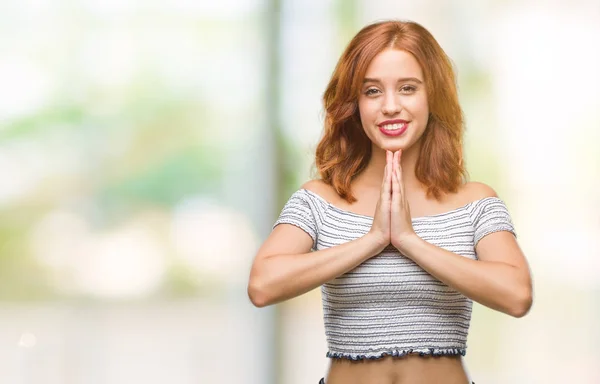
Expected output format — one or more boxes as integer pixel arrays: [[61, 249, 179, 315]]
[[247, 20, 533, 384]]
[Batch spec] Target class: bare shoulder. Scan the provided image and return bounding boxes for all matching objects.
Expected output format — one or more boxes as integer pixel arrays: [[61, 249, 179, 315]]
[[300, 179, 327, 192], [458, 181, 499, 203], [300, 179, 339, 202]]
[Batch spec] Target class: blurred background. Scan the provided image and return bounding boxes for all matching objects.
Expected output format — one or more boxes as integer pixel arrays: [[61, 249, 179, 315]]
[[0, 0, 599, 383]]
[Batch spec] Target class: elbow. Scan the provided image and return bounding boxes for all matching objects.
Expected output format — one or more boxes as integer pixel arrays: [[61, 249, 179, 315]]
[[247, 279, 272, 308], [508, 288, 533, 318]]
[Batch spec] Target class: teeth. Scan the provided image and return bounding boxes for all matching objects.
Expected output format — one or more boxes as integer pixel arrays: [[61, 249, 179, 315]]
[[382, 123, 405, 131]]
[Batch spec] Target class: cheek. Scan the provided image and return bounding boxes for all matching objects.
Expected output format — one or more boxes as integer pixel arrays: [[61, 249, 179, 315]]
[[406, 95, 429, 117], [358, 99, 377, 123]]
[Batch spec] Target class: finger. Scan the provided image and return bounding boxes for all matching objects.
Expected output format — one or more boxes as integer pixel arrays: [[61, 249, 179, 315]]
[[395, 151, 405, 199], [393, 149, 401, 178], [382, 165, 391, 203], [395, 167, 403, 201], [382, 151, 390, 184], [387, 151, 393, 191], [391, 162, 400, 211], [381, 165, 388, 196]]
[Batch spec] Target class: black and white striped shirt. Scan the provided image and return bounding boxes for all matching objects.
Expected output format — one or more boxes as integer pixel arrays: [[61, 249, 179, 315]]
[[273, 188, 516, 360]]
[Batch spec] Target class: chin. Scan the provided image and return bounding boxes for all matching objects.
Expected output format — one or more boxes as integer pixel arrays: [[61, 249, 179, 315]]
[[378, 141, 409, 152]]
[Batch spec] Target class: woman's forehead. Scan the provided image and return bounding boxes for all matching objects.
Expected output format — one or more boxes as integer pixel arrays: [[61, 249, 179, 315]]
[[364, 49, 424, 81]]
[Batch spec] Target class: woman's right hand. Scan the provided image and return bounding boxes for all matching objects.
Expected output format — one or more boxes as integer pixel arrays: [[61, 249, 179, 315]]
[[367, 150, 393, 252]]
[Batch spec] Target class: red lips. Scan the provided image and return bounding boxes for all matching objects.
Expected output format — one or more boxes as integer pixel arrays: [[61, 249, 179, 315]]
[[378, 120, 409, 137]]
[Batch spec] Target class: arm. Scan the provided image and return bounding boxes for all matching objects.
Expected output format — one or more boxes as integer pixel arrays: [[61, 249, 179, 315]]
[[395, 231, 533, 317], [247, 227, 386, 307], [249, 162, 394, 308], [389, 150, 532, 317]]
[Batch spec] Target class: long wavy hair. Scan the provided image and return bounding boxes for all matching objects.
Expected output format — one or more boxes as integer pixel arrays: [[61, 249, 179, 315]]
[[315, 20, 467, 203]]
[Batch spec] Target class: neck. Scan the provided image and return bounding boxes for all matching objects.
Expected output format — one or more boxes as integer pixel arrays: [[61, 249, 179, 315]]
[[357, 142, 423, 191]]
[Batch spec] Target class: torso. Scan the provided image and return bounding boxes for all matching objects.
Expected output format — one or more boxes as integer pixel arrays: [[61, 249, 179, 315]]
[[327, 354, 470, 384], [303, 179, 488, 384]]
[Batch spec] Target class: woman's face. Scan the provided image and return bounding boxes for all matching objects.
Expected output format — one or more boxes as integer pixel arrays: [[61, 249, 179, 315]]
[[358, 48, 429, 153]]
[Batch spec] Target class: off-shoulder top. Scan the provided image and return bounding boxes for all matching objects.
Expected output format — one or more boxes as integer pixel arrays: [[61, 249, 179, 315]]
[[273, 188, 516, 360]]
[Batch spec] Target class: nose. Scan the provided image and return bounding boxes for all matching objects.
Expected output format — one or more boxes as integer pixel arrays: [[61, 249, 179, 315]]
[[381, 93, 401, 115]]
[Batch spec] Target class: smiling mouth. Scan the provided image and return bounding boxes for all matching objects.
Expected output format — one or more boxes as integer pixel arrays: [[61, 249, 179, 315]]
[[378, 121, 408, 137], [380, 123, 406, 131]]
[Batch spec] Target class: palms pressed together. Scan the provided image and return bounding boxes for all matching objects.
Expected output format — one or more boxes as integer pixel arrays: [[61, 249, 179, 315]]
[[370, 150, 417, 252]]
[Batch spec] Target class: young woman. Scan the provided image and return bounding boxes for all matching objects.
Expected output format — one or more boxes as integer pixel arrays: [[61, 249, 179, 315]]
[[247, 20, 533, 384]]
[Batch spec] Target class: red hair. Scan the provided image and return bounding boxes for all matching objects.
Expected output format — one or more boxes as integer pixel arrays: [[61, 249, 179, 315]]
[[315, 20, 467, 203]]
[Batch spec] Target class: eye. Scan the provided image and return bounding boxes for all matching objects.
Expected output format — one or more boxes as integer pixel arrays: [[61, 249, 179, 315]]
[[399, 85, 417, 94], [364, 88, 380, 96]]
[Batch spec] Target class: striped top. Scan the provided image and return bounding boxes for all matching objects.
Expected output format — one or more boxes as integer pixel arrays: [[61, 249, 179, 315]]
[[273, 188, 517, 360]]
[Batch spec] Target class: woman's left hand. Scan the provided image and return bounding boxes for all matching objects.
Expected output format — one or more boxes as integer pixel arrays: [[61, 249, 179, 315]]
[[390, 150, 417, 251]]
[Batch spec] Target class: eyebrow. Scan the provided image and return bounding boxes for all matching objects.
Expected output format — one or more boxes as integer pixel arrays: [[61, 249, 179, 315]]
[[363, 77, 423, 84]]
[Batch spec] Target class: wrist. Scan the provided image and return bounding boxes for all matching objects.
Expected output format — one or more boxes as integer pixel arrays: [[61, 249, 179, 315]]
[[392, 232, 421, 255], [363, 232, 389, 255]]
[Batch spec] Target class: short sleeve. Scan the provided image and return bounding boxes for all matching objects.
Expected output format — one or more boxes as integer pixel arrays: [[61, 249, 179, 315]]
[[273, 190, 319, 248], [470, 197, 517, 247]]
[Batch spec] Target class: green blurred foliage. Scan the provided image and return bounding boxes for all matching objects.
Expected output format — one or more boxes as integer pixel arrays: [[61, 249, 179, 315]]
[[0, 89, 223, 300]]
